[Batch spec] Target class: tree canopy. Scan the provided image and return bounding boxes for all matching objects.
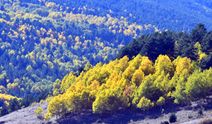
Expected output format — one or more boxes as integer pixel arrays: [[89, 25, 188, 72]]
[[47, 55, 212, 117]]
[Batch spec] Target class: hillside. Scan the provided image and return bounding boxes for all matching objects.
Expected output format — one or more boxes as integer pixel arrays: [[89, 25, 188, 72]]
[[0, 0, 155, 108], [43, 26, 211, 123], [0, 0, 212, 119], [20, 0, 212, 31], [45, 54, 212, 116], [0, 99, 211, 124]]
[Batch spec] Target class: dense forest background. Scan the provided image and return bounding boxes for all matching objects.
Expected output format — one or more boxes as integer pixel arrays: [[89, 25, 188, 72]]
[[0, 0, 156, 105], [0, 0, 212, 116], [20, 0, 212, 30], [119, 24, 212, 69], [46, 24, 212, 119]]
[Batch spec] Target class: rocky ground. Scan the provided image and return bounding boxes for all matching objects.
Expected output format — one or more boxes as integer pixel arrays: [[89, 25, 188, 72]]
[[0, 102, 49, 124], [0, 97, 211, 124]]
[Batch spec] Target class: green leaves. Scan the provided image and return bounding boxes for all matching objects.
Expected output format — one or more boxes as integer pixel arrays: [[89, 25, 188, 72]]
[[92, 89, 128, 113], [185, 69, 212, 100], [137, 97, 154, 110]]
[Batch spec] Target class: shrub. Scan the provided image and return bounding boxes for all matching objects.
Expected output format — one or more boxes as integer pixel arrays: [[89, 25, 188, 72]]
[[157, 96, 165, 106], [198, 109, 204, 116], [34, 106, 44, 120], [0, 94, 22, 116], [169, 113, 177, 123], [161, 121, 169, 124], [137, 97, 154, 110], [185, 69, 212, 100], [44, 113, 51, 120]]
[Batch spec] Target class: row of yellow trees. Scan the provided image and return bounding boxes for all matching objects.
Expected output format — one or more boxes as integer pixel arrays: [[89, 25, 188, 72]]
[[0, 94, 22, 116], [46, 55, 212, 118]]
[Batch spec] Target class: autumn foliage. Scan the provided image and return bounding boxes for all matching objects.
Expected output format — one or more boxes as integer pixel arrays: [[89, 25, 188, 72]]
[[0, 94, 22, 116], [47, 55, 212, 117]]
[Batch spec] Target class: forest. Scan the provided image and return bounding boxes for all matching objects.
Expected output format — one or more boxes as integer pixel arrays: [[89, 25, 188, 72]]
[[119, 24, 212, 69], [0, 0, 211, 120], [46, 55, 212, 118], [19, 0, 212, 30], [0, 0, 154, 108], [45, 24, 212, 119]]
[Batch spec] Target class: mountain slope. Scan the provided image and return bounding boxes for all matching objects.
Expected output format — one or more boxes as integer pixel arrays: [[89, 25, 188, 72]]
[[0, 0, 212, 116], [42, 0, 212, 30], [0, 0, 154, 107]]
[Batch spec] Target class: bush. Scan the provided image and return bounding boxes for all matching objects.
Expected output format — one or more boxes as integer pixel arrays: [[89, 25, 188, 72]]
[[185, 69, 212, 100], [169, 113, 177, 123], [198, 109, 204, 116], [0, 94, 22, 116], [34, 106, 43, 120], [35, 106, 43, 115], [161, 121, 169, 124], [137, 97, 154, 110], [157, 96, 165, 106]]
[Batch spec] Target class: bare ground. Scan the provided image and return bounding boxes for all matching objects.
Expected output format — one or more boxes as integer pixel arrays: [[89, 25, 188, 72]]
[[0, 98, 211, 124]]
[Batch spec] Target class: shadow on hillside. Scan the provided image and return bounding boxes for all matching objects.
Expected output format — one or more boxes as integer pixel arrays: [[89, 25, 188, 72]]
[[55, 105, 179, 124], [55, 96, 212, 124]]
